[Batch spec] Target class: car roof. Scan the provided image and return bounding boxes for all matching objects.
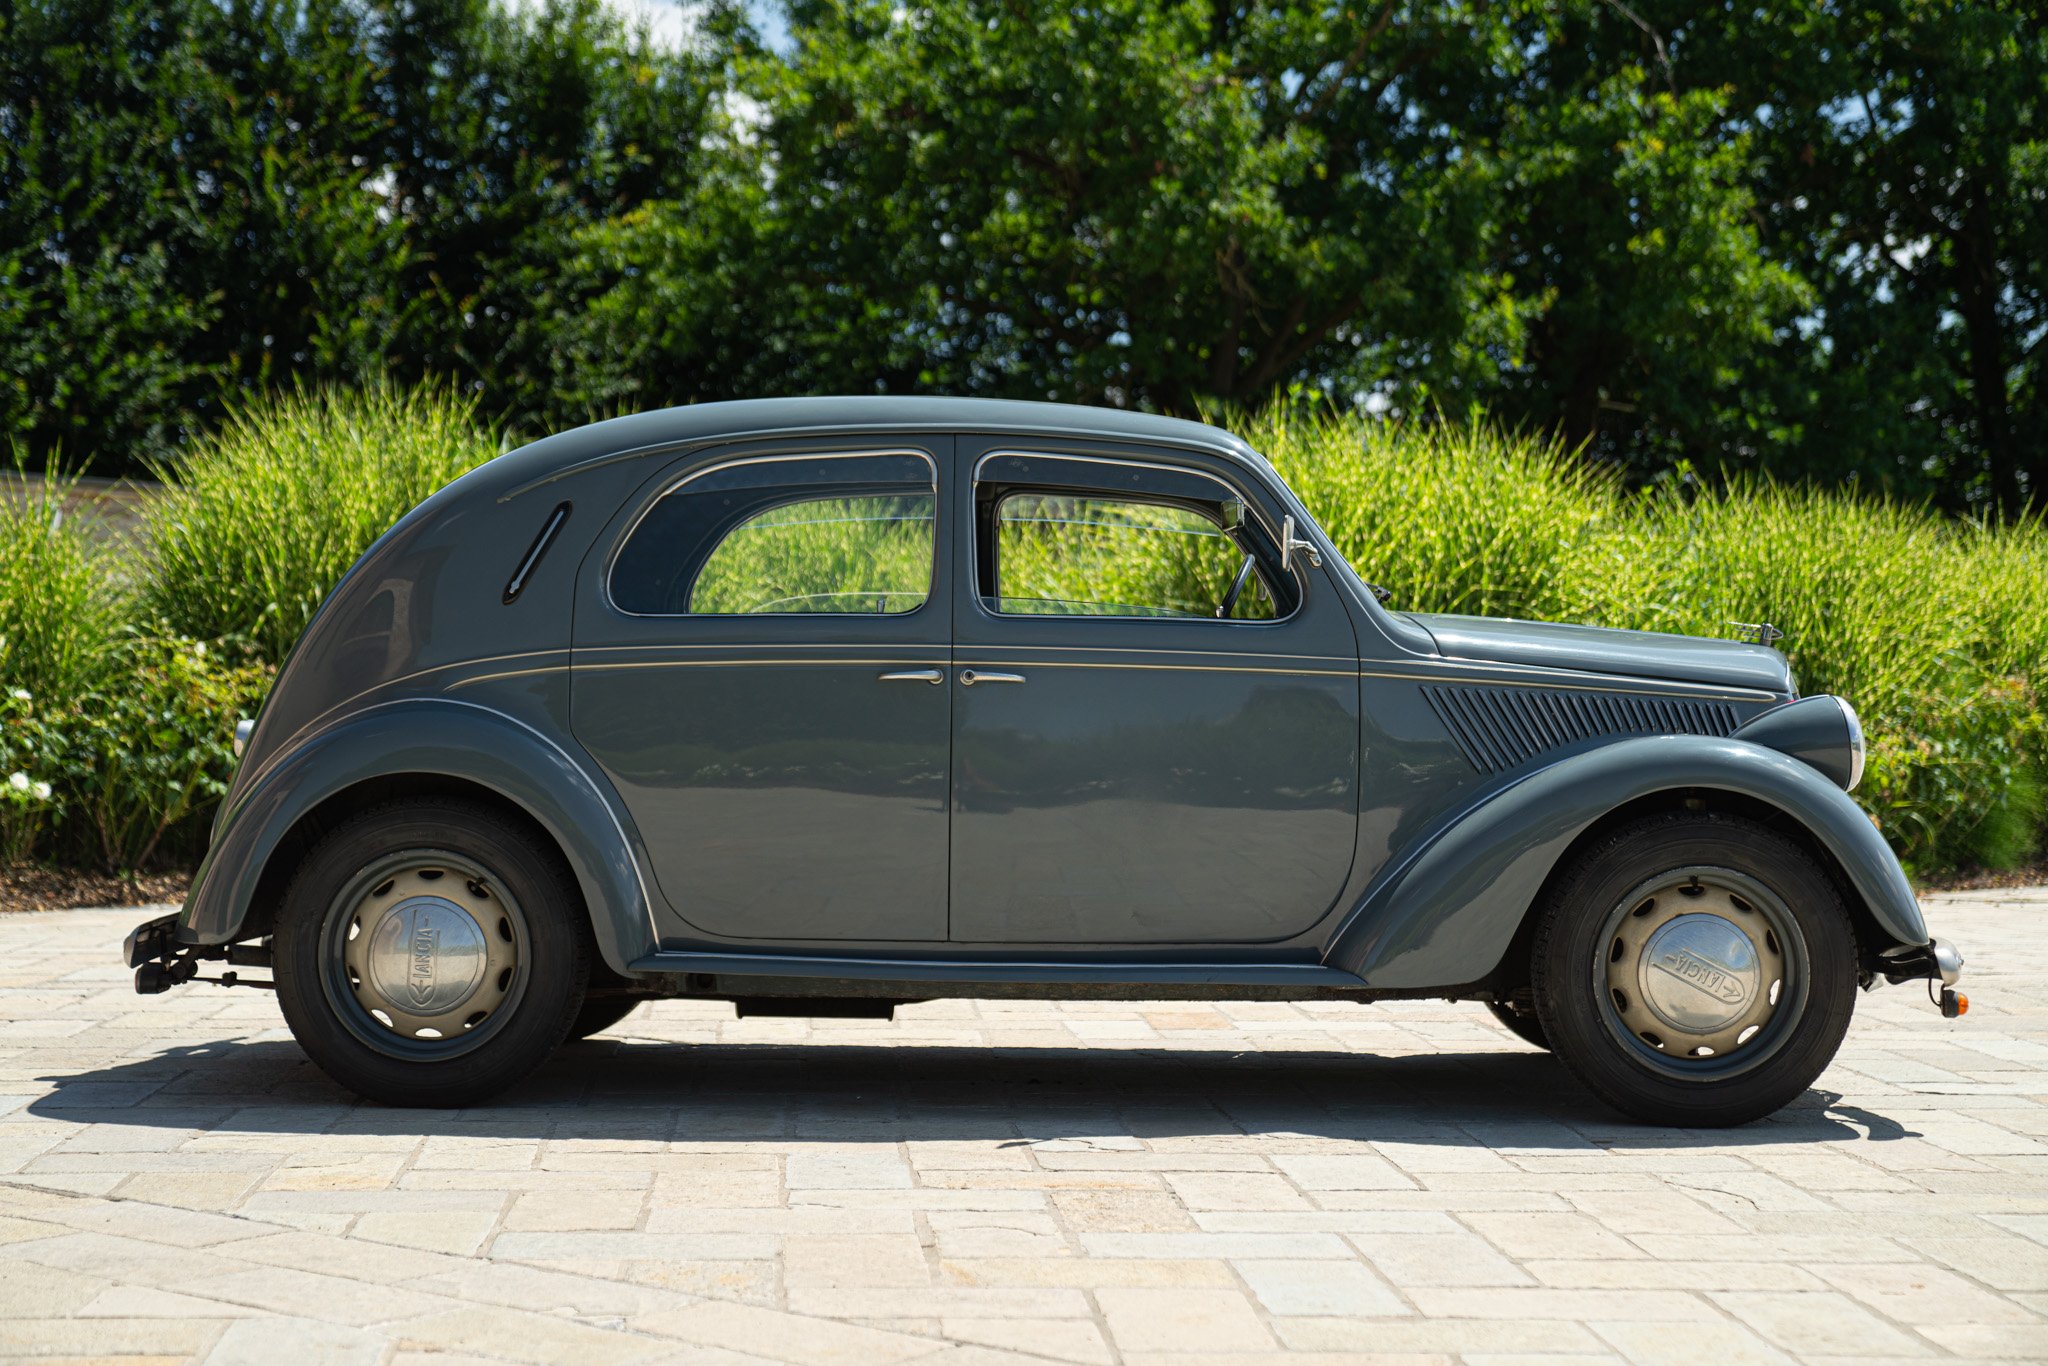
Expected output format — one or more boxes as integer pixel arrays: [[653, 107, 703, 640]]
[[487, 397, 1262, 501]]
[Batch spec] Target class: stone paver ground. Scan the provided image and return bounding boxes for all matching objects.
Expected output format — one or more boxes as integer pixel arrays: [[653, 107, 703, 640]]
[[1, 892, 2045, 1366]]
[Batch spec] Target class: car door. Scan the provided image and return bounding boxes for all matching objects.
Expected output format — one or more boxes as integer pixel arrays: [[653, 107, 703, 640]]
[[949, 439, 1361, 944], [571, 438, 953, 943]]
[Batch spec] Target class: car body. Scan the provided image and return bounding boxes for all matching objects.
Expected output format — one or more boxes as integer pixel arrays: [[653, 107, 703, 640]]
[[125, 398, 1966, 1123]]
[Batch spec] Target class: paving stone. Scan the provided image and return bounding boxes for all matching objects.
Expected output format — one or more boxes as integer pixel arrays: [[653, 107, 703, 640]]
[[5, 894, 2048, 1364], [1592, 1319, 1797, 1366], [1235, 1257, 1411, 1316], [1096, 1286, 1277, 1352], [1353, 1232, 1534, 1288], [205, 1314, 385, 1365], [1710, 1290, 1933, 1356], [636, 1299, 946, 1364], [391, 1305, 676, 1364]]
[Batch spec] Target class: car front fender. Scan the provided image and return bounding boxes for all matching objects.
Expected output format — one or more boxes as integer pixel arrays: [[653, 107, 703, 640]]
[[176, 698, 656, 975], [1323, 733, 1926, 988]]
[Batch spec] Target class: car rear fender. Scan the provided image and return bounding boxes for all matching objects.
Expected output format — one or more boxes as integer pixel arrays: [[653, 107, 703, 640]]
[[1323, 733, 1926, 988], [177, 698, 655, 975]]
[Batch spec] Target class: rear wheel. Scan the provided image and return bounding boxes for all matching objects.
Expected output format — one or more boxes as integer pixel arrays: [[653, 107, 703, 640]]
[[1531, 811, 1857, 1127], [273, 798, 590, 1106]]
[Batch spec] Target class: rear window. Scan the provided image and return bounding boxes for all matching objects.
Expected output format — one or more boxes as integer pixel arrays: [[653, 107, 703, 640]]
[[610, 453, 936, 616]]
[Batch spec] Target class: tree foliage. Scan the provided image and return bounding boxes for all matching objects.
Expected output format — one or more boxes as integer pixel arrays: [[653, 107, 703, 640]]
[[2, 0, 2044, 511]]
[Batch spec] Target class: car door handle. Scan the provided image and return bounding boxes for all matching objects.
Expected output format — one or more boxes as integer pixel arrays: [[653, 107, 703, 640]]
[[959, 670, 1025, 686], [878, 669, 946, 685]]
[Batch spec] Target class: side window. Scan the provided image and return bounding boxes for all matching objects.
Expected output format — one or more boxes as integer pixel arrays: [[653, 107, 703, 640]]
[[611, 453, 935, 615], [990, 491, 1276, 620]]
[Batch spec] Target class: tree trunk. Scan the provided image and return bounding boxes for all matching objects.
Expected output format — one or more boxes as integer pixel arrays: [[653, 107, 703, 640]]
[[1958, 189, 2023, 514]]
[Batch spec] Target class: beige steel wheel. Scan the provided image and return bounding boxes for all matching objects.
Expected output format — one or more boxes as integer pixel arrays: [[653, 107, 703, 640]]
[[333, 861, 524, 1051], [274, 797, 591, 1106], [1598, 872, 1799, 1074], [1531, 811, 1857, 1127]]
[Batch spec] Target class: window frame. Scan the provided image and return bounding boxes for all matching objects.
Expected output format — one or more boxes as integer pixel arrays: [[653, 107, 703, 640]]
[[604, 448, 941, 620], [971, 450, 1300, 625]]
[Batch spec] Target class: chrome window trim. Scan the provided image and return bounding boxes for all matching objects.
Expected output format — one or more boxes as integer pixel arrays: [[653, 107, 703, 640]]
[[604, 447, 940, 620], [970, 449, 1304, 626]]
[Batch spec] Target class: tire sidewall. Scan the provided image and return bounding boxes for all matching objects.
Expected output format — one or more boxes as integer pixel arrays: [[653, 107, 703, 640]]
[[1533, 814, 1858, 1126], [274, 800, 589, 1106]]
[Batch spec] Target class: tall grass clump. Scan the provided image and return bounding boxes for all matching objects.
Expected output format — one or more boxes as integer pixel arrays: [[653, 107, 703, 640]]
[[0, 455, 130, 702], [144, 384, 501, 663], [1245, 405, 1622, 623]]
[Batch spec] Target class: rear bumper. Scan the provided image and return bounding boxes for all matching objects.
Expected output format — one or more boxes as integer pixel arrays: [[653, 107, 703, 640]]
[[1880, 937, 1964, 988]]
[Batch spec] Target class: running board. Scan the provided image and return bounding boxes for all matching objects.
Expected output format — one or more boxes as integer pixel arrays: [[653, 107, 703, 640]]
[[624, 949, 1366, 990]]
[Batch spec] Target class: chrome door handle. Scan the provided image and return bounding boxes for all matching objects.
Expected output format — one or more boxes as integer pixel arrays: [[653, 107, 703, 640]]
[[878, 669, 945, 685], [959, 670, 1025, 686]]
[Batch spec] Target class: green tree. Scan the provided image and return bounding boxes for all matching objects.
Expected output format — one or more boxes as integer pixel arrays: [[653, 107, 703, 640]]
[[0, 0, 399, 467], [1707, 1, 2047, 511], [364, 0, 737, 429], [570, 1, 1803, 466]]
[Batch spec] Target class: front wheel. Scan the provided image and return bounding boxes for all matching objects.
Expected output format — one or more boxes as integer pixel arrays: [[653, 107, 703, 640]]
[[1485, 999, 1549, 1050], [273, 798, 591, 1106], [1531, 812, 1858, 1127]]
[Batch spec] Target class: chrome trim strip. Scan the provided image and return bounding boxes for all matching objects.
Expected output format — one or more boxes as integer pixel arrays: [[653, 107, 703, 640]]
[[972, 447, 1302, 623], [603, 447, 941, 620], [627, 949, 1363, 987], [1360, 663, 1778, 704], [499, 421, 1252, 503], [1838, 695, 1867, 790], [502, 501, 571, 604], [957, 659, 1352, 679], [239, 650, 572, 794]]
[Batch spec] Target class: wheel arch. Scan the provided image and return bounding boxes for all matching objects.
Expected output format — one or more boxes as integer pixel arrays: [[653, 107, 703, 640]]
[[1322, 735, 1926, 990], [176, 700, 657, 976], [1476, 786, 1899, 999]]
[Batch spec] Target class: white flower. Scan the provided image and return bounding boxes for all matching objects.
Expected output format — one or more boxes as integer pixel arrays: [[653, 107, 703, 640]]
[[6, 772, 27, 793], [8, 688, 27, 701], [30, 781, 50, 801]]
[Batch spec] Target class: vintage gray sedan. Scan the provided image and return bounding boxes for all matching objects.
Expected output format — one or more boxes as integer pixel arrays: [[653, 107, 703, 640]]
[[125, 398, 1965, 1124]]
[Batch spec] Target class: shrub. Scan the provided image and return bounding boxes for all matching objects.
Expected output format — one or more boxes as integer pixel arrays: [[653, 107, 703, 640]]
[[45, 635, 273, 872], [0, 688, 61, 861], [143, 383, 500, 663]]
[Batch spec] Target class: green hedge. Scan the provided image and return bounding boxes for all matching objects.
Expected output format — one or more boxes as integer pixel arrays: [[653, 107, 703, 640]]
[[1, 389, 2043, 878]]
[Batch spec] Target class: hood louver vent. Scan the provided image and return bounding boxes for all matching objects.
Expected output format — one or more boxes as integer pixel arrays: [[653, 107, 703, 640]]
[[1422, 684, 1740, 775]]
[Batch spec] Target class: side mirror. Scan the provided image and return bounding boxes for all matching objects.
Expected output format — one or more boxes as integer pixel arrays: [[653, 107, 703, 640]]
[[1280, 514, 1322, 571]]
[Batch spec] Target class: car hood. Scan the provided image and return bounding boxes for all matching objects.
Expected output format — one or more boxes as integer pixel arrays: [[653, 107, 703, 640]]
[[1404, 613, 1795, 696]]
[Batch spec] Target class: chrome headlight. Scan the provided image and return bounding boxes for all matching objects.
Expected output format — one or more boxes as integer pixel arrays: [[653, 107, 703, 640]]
[[1839, 698, 1865, 791], [1730, 694, 1865, 792]]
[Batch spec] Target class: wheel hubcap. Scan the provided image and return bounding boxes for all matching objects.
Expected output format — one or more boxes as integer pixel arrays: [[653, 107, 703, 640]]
[[330, 862, 523, 1051], [1599, 870, 1800, 1075]]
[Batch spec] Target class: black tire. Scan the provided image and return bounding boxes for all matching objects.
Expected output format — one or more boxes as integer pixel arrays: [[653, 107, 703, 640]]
[[1531, 811, 1858, 1127], [1485, 1000, 1550, 1050], [568, 996, 642, 1040], [273, 797, 591, 1106]]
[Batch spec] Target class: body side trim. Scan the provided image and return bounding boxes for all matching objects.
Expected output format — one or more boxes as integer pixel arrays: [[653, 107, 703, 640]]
[[627, 950, 1366, 988]]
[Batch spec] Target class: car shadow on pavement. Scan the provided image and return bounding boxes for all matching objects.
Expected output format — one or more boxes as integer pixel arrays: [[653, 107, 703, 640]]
[[30, 1035, 1921, 1150]]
